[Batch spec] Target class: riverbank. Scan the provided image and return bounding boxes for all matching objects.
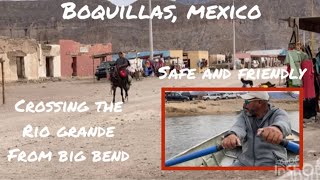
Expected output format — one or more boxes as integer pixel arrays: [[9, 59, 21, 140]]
[[166, 99, 299, 117]]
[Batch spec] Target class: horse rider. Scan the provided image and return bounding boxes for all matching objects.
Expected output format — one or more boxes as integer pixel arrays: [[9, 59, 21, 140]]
[[115, 52, 132, 85]]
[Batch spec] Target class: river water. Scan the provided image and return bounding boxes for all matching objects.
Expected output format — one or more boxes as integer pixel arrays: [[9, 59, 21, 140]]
[[165, 111, 299, 159]]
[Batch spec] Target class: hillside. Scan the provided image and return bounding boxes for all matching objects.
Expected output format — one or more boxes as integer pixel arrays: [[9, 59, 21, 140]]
[[177, 0, 211, 4], [0, 0, 319, 53]]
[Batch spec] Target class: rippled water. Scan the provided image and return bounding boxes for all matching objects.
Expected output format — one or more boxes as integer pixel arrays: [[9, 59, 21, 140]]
[[165, 111, 299, 159]]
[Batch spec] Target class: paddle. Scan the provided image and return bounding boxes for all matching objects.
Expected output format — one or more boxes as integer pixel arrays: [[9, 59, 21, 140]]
[[256, 128, 300, 154], [280, 140, 300, 154], [165, 145, 223, 167], [165, 140, 300, 167]]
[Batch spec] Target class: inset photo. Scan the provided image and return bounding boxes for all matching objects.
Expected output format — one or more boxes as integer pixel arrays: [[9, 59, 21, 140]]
[[162, 88, 303, 170]]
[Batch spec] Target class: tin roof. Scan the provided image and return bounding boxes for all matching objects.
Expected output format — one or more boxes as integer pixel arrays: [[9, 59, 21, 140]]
[[287, 16, 320, 33]]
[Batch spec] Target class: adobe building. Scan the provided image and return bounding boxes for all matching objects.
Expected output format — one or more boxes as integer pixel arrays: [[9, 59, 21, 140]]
[[38, 44, 61, 78], [235, 53, 252, 68], [0, 37, 34, 81], [0, 37, 39, 81], [59, 40, 112, 77], [183, 51, 209, 73], [167, 50, 183, 65], [209, 54, 226, 65], [0, 37, 62, 82]]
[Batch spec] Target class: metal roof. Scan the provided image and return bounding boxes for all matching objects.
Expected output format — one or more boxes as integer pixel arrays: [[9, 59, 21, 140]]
[[287, 16, 320, 33], [111, 51, 171, 61], [246, 49, 287, 56]]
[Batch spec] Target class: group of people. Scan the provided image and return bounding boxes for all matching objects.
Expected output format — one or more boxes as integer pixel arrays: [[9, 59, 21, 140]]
[[113, 52, 166, 83]]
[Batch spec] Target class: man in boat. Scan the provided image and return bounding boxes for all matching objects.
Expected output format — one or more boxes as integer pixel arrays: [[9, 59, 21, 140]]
[[115, 52, 132, 85], [222, 92, 291, 166]]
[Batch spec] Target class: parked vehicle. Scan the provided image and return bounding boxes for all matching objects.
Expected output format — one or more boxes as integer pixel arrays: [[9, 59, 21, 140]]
[[202, 93, 221, 101], [236, 93, 242, 98], [181, 92, 198, 100], [166, 92, 189, 102], [222, 93, 238, 99], [95, 61, 115, 81]]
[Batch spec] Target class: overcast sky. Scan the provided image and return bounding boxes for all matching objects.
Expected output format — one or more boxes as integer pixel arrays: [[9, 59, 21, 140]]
[[0, 0, 176, 6]]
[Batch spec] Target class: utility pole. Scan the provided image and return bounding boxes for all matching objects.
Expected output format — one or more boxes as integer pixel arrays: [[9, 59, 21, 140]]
[[303, 31, 306, 46], [232, 0, 236, 70], [0, 58, 5, 104], [149, 0, 154, 61], [310, 0, 314, 57]]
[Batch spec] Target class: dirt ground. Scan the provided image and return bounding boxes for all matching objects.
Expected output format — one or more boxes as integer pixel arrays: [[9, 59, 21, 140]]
[[166, 99, 299, 117], [0, 70, 319, 179]]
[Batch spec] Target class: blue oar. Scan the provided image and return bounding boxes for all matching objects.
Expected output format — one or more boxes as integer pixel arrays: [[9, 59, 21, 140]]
[[165, 140, 300, 167], [280, 140, 300, 154], [165, 145, 223, 167]]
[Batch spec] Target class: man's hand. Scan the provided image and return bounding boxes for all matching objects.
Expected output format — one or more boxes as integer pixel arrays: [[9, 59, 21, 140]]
[[257, 126, 283, 145], [222, 134, 241, 150]]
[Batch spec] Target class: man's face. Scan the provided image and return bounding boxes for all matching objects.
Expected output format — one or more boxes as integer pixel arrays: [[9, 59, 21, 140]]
[[243, 99, 260, 117], [119, 53, 124, 58]]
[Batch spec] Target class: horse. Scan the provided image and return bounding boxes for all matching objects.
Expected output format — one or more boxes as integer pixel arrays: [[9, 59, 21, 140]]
[[109, 65, 130, 103], [130, 69, 142, 81]]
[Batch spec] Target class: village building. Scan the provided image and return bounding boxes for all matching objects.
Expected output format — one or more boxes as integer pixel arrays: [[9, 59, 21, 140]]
[[114, 49, 184, 70], [209, 54, 226, 65], [59, 40, 112, 77], [113, 50, 209, 74], [38, 44, 61, 78], [235, 53, 252, 68], [0, 37, 61, 81], [165, 50, 184, 66], [246, 49, 287, 68], [183, 51, 209, 73]]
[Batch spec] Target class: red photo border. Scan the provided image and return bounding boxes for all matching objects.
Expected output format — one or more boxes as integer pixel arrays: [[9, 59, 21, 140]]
[[161, 87, 304, 171]]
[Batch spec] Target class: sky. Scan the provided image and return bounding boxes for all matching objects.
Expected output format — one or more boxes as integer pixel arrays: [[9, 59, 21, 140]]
[[0, 0, 176, 5], [103, 0, 176, 6], [108, 0, 137, 6]]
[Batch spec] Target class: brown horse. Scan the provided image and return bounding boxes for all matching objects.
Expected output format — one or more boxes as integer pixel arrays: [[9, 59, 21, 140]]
[[109, 65, 130, 103]]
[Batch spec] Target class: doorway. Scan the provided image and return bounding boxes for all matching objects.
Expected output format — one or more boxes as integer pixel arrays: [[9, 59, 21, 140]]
[[16, 57, 25, 79], [183, 59, 190, 69], [72, 57, 77, 76], [46, 57, 54, 77]]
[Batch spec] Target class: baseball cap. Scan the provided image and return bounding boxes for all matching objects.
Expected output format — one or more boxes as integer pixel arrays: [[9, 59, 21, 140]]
[[240, 92, 269, 101]]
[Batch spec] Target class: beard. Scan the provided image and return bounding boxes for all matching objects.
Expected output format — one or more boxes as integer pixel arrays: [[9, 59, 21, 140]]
[[243, 105, 256, 117]]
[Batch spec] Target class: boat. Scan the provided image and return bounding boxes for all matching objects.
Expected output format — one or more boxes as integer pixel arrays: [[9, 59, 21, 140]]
[[167, 129, 299, 167]]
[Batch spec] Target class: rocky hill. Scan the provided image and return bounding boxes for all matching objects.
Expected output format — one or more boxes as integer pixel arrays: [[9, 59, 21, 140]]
[[0, 0, 319, 54], [177, 0, 211, 4]]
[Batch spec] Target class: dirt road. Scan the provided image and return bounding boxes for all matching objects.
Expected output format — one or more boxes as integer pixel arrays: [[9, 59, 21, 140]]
[[0, 70, 319, 179]]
